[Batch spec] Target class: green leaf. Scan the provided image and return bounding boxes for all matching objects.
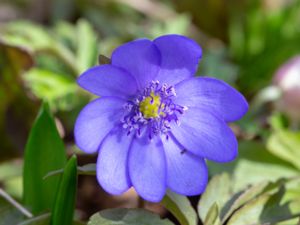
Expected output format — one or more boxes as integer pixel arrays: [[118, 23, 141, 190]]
[[227, 193, 272, 225], [18, 214, 85, 225], [88, 208, 174, 225], [267, 129, 300, 170], [232, 161, 297, 194], [51, 155, 77, 225], [53, 22, 77, 49], [23, 104, 67, 214], [208, 141, 298, 192], [204, 203, 221, 225], [221, 181, 270, 222], [277, 218, 300, 225], [76, 19, 98, 73], [198, 173, 231, 222], [24, 68, 77, 110], [161, 190, 197, 225], [1, 21, 53, 50], [227, 186, 300, 225], [268, 112, 289, 131]]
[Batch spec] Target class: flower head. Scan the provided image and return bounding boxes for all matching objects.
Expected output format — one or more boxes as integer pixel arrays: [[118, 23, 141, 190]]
[[74, 34, 248, 202]]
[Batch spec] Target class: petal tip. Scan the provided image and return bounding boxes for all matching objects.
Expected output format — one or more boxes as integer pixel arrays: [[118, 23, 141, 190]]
[[74, 118, 97, 154], [135, 188, 166, 203], [214, 141, 238, 163], [96, 172, 130, 195], [76, 66, 101, 94]]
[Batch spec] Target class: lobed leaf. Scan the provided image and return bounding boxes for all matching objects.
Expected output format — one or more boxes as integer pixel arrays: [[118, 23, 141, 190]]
[[198, 173, 231, 223], [208, 141, 298, 192], [88, 208, 174, 225], [221, 181, 270, 222], [161, 190, 197, 225], [227, 186, 300, 225], [204, 203, 221, 225], [267, 129, 300, 171]]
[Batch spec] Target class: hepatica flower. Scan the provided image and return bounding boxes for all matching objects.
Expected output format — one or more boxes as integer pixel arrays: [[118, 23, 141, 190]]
[[74, 35, 248, 202]]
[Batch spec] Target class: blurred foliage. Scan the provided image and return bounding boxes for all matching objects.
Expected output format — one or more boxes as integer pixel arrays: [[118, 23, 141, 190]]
[[0, 41, 36, 160], [0, 19, 95, 111], [0, 189, 24, 225], [198, 174, 300, 224], [229, 0, 300, 95], [1, 0, 300, 224]]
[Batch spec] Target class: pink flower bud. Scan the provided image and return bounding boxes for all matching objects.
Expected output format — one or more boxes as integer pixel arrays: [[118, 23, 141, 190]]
[[274, 56, 300, 121]]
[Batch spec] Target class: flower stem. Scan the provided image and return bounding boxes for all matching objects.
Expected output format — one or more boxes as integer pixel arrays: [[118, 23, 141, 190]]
[[0, 188, 33, 218]]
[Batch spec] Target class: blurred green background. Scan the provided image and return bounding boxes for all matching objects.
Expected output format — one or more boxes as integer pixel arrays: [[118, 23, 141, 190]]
[[1, 0, 300, 224]]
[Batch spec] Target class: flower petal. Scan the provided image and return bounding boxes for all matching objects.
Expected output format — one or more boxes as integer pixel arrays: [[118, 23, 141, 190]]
[[111, 39, 161, 89], [162, 136, 208, 195], [174, 77, 248, 122], [170, 108, 238, 162], [153, 34, 202, 85], [77, 65, 138, 98], [74, 97, 125, 154], [97, 129, 132, 194], [128, 136, 166, 202]]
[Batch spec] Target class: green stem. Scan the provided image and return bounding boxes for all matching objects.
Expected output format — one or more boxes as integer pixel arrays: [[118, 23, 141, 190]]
[[0, 188, 33, 218], [161, 194, 189, 225], [18, 213, 50, 225]]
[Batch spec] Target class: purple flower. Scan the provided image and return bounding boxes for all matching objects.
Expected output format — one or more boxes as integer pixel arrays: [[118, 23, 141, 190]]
[[74, 35, 248, 202]]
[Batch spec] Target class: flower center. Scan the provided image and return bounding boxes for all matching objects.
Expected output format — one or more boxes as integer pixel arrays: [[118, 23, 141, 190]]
[[121, 81, 187, 139], [139, 92, 164, 118]]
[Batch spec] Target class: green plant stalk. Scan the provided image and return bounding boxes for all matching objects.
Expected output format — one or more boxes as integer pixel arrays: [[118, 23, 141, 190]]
[[0, 188, 33, 218]]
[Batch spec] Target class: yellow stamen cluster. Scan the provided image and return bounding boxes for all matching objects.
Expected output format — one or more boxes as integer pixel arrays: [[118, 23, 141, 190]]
[[139, 92, 164, 118]]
